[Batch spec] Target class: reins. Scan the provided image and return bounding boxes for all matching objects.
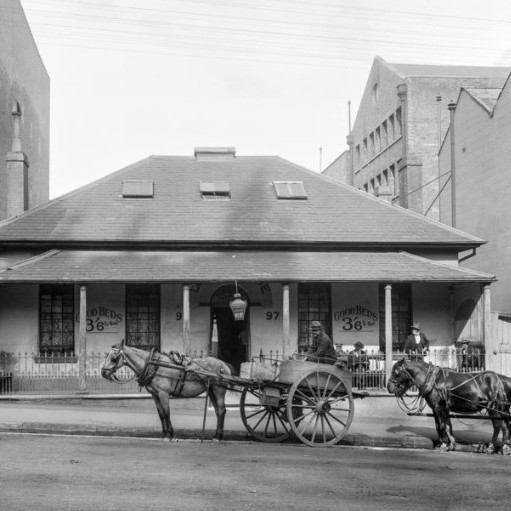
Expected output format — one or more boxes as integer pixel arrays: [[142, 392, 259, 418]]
[[397, 362, 511, 418]]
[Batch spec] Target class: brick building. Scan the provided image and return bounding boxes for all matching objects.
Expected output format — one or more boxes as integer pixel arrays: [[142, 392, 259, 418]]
[[323, 56, 509, 221], [438, 73, 511, 372], [0, 148, 499, 376], [0, 0, 50, 221]]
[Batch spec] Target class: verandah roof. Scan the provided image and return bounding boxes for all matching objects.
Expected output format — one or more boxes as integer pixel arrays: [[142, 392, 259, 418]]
[[0, 250, 495, 283]]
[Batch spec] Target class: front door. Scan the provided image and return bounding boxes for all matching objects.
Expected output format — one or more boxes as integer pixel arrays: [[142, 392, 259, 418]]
[[210, 285, 249, 373]]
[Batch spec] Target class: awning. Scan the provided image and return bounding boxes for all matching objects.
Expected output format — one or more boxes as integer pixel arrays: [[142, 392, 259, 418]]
[[0, 249, 495, 283]]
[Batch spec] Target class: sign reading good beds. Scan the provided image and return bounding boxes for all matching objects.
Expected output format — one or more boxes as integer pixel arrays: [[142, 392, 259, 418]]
[[75, 306, 123, 333], [334, 305, 377, 332]]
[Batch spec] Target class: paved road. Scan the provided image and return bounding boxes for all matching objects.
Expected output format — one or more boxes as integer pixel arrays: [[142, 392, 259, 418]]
[[1, 433, 511, 511]]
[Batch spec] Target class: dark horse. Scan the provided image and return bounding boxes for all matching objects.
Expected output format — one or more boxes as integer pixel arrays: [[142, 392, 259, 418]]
[[387, 359, 510, 453], [101, 341, 233, 441]]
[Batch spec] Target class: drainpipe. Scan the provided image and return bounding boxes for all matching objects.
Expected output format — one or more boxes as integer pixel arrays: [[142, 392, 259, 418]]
[[448, 101, 457, 228], [347, 134, 354, 187], [384, 284, 393, 383], [347, 101, 354, 186]]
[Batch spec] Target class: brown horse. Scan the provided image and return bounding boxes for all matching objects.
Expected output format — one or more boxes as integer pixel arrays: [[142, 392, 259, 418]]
[[387, 359, 510, 453], [101, 341, 232, 441]]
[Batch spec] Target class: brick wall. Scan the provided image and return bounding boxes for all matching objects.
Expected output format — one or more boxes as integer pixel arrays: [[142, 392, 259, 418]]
[[0, 0, 50, 221], [438, 76, 511, 313]]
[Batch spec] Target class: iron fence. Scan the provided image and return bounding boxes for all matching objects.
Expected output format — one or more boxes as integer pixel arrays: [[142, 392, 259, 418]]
[[0, 349, 208, 396], [0, 346, 485, 396], [252, 346, 485, 391]]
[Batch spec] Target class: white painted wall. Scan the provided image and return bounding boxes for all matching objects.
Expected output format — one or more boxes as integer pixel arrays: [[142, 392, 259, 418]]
[[0, 284, 38, 353]]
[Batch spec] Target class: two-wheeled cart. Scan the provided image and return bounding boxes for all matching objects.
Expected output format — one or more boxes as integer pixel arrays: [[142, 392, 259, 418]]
[[225, 358, 367, 447]]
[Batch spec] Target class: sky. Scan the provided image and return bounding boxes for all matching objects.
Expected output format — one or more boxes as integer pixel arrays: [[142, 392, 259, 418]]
[[17, 0, 511, 198]]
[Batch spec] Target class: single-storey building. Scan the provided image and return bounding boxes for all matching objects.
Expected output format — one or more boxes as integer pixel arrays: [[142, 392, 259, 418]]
[[0, 147, 497, 382]]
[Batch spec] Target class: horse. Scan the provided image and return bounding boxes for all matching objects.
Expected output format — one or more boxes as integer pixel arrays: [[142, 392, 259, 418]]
[[387, 358, 510, 453], [101, 340, 233, 442]]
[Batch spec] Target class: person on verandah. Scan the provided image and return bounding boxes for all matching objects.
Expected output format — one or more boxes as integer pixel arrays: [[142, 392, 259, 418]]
[[348, 341, 370, 372], [403, 323, 430, 360], [305, 321, 337, 364]]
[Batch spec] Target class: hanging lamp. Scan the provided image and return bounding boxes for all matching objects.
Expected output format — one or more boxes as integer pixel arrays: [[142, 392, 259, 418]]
[[229, 281, 247, 321]]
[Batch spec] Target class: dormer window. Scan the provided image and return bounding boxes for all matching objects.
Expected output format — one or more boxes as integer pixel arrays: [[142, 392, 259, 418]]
[[200, 181, 230, 200], [273, 181, 308, 200], [122, 180, 154, 198]]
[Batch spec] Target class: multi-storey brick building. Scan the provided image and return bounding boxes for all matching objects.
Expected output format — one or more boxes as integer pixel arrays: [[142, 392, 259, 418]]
[[438, 73, 511, 373], [0, 0, 50, 221], [323, 56, 509, 221]]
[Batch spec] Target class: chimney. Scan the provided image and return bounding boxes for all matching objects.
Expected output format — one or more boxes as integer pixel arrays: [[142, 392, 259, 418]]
[[194, 147, 236, 161], [6, 102, 29, 217]]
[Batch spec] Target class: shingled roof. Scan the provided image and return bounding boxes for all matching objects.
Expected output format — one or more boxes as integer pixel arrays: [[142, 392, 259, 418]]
[[0, 152, 483, 248], [0, 250, 495, 283]]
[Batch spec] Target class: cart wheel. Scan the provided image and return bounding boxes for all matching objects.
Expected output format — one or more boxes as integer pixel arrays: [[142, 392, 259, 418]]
[[286, 367, 354, 447], [240, 387, 292, 443]]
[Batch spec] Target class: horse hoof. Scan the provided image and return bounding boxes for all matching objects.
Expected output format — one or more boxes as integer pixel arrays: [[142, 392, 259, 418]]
[[499, 445, 511, 456]]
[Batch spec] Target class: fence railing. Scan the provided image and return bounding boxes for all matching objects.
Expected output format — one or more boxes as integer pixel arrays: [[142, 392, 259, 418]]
[[0, 347, 485, 396], [0, 349, 207, 396], [254, 346, 486, 391]]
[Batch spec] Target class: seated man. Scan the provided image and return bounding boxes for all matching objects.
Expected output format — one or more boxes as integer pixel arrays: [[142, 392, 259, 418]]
[[348, 341, 369, 372], [305, 321, 337, 364]]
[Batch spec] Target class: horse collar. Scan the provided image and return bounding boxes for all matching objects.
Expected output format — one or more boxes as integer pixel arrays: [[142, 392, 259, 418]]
[[136, 348, 159, 387]]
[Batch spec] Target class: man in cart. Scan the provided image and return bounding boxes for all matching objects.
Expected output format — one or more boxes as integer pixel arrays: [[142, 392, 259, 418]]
[[305, 321, 337, 364]]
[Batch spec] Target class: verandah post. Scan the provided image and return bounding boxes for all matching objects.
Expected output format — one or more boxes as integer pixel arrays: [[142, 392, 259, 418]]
[[282, 283, 290, 358], [182, 284, 191, 355], [384, 284, 393, 383], [78, 284, 87, 392]]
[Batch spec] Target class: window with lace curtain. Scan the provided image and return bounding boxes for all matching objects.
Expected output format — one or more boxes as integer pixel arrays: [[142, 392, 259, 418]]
[[39, 284, 75, 354], [297, 283, 331, 349], [125, 284, 160, 350]]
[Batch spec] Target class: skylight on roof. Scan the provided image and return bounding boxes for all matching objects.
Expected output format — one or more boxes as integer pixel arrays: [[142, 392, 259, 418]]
[[122, 180, 154, 198], [200, 181, 230, 200], [273, 181, 308, 200]]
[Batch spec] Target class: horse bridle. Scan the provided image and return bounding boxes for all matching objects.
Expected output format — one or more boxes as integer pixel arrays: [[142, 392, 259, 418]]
[[389, 361, 439, 398], [104, 345, 137, 384]]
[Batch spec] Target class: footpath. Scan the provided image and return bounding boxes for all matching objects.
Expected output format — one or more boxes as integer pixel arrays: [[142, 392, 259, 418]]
[[0, 393, 492, 452], [0, 391, 497, 452]]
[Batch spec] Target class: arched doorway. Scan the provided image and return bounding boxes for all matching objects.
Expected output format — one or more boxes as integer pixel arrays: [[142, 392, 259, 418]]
[[211, 284, 249, 372]]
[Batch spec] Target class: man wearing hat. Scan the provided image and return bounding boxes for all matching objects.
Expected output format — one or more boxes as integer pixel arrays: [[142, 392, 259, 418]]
[[404, 323, 430, 359], [349, 341, 369, 371], [305, 321, 337, 364]]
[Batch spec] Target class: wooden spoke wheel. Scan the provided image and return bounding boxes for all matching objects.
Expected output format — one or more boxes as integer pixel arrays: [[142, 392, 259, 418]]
[[240, 386, 292, 443], [286, 367, 354, 447]]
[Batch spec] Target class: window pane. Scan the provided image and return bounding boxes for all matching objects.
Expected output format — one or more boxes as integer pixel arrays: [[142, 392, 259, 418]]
[[125, 284, 161, 350], [297, 283, 331, 347], [39, 285, 75, 354]]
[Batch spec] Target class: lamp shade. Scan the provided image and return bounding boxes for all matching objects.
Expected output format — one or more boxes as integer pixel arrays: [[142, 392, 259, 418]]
[[230, 292, 247, 321]]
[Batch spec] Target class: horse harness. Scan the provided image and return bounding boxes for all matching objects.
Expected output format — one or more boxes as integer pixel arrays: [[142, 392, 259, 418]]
[[118, 348, 190, 396], [395, 362, 509, 413]]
